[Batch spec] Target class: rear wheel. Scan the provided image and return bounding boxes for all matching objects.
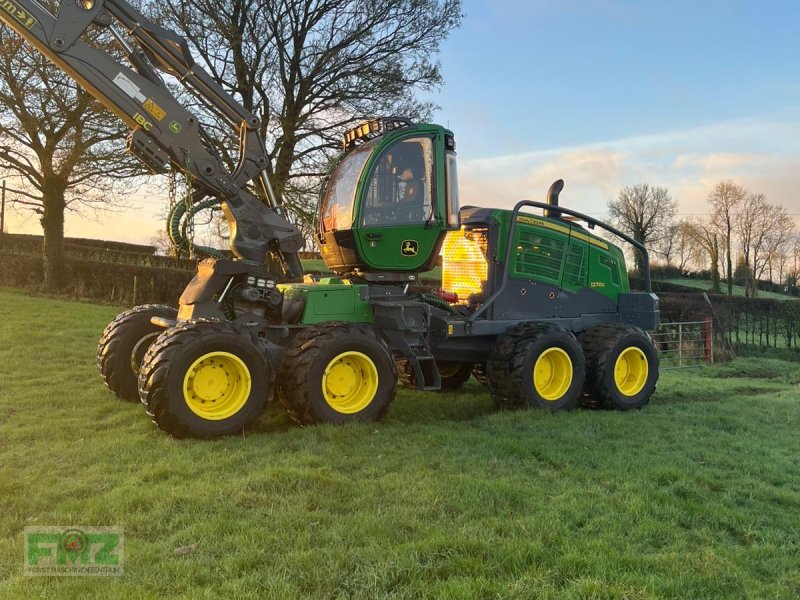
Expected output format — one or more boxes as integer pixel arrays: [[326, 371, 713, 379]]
[[278, 324, 396, 425], [488, 322, 585, 411], [96, 304, 177, 402], [397, 359, 474, 391], [138, 320, 271, 438], [580, 323, 659, 410]]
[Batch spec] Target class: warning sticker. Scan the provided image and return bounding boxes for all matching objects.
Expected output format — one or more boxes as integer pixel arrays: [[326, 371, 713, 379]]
[[142, 98, 166, 121]]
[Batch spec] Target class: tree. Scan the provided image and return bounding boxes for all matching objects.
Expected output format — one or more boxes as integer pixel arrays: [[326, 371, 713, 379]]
[[759, 205, 794, 288], [708, 180, 747, 296], [158, 0, 463, 238], [0, 28, 140, 290], [685, 219, 722, 293], [608, 184, 676, 271], [673, 219, 703, 271], [735, 192, 770, 296], [735, 192, 795, 296]]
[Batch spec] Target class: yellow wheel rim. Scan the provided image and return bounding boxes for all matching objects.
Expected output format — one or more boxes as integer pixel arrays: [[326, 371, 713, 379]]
[[533, 347, 573, 401], [614, 347, 648, 396], [437, 362, 462, 378], [183, 352, 251, 420], [322, 351, 378, 414]]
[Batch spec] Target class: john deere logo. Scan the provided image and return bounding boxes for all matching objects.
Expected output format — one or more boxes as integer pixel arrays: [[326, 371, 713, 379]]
[[401, 240, 418, 256]]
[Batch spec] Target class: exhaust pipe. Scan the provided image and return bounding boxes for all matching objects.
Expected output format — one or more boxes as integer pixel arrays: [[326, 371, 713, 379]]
[[544, 179, 564, 219]]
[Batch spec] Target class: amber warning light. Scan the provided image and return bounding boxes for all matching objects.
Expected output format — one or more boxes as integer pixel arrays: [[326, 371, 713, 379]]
[[441, 228, 488, 304]]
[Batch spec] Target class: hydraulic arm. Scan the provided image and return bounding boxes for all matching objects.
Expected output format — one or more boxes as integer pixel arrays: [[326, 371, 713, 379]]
[[0, 0, 304, 276]]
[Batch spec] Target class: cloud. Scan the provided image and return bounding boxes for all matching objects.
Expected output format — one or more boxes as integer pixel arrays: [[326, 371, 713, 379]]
[[458, 116, 800, 222]]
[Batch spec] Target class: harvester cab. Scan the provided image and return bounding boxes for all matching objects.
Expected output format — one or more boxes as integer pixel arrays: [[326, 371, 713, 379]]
[[317, 118, 460, 278]]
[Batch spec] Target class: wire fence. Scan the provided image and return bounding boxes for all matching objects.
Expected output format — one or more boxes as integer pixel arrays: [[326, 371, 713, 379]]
[[652, 318, 713, 370]]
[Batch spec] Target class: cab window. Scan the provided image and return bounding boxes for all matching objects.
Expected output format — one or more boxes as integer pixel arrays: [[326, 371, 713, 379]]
[[361, 137, 434, 227], [320, 144, 372, 232], [446, 151, 460, 227]]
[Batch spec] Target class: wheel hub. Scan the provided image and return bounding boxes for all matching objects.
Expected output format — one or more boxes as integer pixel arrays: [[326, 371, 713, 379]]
[[533, 347, 573, 401], [614, 347, 648, 396], [322, 351, 378, 414], [183, 352, 251, 420]]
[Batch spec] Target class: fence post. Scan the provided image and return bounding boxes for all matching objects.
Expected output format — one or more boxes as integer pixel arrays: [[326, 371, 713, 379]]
[[678, 322, 683, 368], [704, 316, 713, 363], [132, 275, 138, 306]]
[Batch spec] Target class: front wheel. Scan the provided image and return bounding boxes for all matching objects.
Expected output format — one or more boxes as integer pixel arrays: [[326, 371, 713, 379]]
[[138, 321, 272, 438], [580, 323, 659, 410], [97, 304, 177, 402], [278, 324, 396, 425]]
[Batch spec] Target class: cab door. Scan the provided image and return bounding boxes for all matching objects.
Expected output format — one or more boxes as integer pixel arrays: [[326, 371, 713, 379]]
[[354, 134, 443, 272]]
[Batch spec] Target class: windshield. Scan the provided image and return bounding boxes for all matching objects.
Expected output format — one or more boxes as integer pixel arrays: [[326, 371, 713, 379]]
[[320, 144, 372, 232]]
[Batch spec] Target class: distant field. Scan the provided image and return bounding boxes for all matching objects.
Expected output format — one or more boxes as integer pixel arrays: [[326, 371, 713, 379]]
[[662, 277, 797, 300], [0, 288, 799, 598]]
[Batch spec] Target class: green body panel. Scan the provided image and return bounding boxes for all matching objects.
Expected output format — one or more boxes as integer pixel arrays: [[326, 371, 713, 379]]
[[279, 283, 373, 324], [490, 209, 629, 301]]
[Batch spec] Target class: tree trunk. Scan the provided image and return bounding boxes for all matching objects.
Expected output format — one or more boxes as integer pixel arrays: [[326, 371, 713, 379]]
[[40, 178, 67, 291], [710, 235, 722, 293], [726, 224, 733, 296]]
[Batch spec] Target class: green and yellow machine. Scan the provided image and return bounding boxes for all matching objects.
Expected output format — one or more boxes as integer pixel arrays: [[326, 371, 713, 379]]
[[2, 0, 660, 438]]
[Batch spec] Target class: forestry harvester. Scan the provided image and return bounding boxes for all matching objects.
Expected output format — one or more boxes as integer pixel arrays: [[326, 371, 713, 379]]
[[1, 0, 660, 437]]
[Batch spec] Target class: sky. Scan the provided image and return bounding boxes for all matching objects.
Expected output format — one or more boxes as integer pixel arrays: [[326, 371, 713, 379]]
[[5, 0, 800, 243]]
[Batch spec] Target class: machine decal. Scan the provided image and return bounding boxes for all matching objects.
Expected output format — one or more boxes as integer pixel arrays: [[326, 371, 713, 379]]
[[401, 240, 418, 256], [516, 214, 608, 249], [112, 72, 146, 102], [1, 0, 36, 28], [143, 98, 166, 121], [132, 112, 153, 131], [168, 120, 182, 133]]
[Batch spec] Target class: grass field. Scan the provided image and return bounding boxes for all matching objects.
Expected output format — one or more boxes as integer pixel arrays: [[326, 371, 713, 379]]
[[663, 278, 797, 301], [1, 288, 799, 599]]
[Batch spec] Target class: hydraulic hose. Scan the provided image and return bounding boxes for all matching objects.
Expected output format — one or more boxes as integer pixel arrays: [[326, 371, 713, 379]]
[[167, 195, 225, 259]]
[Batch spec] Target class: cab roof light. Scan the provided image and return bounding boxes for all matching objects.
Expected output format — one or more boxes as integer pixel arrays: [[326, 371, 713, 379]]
[[342, 117, 415, 150]]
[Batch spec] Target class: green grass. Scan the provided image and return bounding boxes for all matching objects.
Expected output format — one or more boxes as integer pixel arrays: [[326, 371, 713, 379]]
[[1, 288, 799, 599], [663, 277, 797, 301]]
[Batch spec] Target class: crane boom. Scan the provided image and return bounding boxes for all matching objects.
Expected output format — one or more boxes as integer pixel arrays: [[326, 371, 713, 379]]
[[0, 0, 304, 275]]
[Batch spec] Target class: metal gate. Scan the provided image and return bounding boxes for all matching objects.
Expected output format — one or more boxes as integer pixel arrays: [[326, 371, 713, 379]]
[[651, 318, 713, 369]]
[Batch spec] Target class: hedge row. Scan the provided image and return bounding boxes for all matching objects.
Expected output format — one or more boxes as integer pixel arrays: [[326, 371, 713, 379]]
[[0, 252, 194, 305], [659, 292, 800, 351], [4, 248, 797, 354]]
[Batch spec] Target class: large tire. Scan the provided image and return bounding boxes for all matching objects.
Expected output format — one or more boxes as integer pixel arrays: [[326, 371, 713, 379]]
[[487, 322, 585, 411], [138, 320, 272, 438], [97, 304, 177, 402], [397, 359, 474, 392], [278, 324, 396, 425], [580, 323, 659, 410]]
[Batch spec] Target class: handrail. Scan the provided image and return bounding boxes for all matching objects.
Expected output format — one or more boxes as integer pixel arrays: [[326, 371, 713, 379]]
[[468, 200, 651, 321]]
